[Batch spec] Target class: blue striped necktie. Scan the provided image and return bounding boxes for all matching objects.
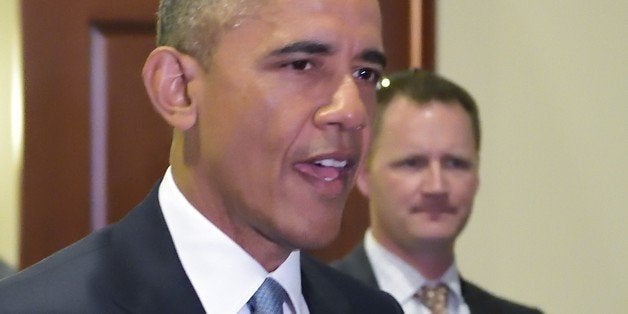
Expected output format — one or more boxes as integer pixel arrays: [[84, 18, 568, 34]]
[[247, 277, 288, 314]]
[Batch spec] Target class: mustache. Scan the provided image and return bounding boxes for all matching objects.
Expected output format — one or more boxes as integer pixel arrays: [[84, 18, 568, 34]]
[[410, 202, 456, 214]]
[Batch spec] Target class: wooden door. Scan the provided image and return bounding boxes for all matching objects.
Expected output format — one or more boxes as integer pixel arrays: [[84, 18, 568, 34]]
[[20, 0, 166, 268], [20, 0, 434, 268]]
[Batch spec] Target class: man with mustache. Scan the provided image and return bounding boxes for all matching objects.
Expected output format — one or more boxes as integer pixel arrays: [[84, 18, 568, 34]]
[[334, 69, 542, 314]]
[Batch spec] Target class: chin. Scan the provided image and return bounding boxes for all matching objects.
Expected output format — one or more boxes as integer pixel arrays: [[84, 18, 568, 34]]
[[288, 217, 343, 250]]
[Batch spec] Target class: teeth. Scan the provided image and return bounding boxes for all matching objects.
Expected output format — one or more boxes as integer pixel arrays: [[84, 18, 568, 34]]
[[315, 158, 347, 168]]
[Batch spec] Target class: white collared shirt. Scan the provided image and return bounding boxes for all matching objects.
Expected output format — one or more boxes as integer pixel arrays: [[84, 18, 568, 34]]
[[159, 167, 309, 313], [364, 230, 470, 314]]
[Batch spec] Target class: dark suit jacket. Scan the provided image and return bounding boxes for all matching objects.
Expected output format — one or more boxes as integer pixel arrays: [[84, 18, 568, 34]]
[[332, 243, 543, 314], [0, 183, 402, 314]]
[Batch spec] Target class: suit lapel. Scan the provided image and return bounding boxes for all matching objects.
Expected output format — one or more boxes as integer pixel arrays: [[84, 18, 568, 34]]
[[108, 183, 205, 313], [332, 243, 379, 288], [301, 255, 350, 314], [461, 277, 492, 313]]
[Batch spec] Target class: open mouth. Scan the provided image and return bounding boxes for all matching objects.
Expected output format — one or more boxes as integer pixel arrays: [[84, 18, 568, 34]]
[[313, 158, 348, 181], [292, 154, 358, 198], [294, 156, 354, 183]]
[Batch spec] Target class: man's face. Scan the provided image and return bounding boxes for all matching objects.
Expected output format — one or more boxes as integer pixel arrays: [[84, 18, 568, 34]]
[[359, 95, 479, 251], [189, 0, 384, 250]]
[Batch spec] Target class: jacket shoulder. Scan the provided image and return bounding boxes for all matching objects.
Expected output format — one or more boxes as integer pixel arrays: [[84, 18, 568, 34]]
[[0, 227, 119, 312], [462, 279, 544, 314]]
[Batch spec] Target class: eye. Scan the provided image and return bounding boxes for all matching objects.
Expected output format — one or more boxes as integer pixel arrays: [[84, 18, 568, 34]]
[[443, 156, 473, 170], [353, 68, 382, 84], [284, 59, 313, 71], [393, 156, 428, 169]]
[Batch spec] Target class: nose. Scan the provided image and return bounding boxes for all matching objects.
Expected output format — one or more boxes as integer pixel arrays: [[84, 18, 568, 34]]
[[314, 75, 367, 131], [422, 162, 447, 194]]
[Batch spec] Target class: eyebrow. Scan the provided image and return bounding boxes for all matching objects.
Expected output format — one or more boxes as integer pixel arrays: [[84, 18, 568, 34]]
[[269, 40, 387, 68], [360, 49, 387, 69], [270, 41, 332, 56]]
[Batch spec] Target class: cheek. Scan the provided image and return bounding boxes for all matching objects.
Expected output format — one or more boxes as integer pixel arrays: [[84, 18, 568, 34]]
[[361, 91, 378, 124], [374, 174, 415, 211], [451, 178, 479, 209], [235, 94, 297, 150], [256, 86, 314, 139], [387, 171, 420, 196]]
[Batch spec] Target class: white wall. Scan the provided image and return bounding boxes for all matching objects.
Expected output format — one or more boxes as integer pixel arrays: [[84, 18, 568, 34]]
[[0, 0, 22, 267], [437, 2, 627, 313]]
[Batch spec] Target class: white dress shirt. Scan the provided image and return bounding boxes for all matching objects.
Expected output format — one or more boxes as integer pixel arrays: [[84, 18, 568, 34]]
[[364, 230, 470, 314], [159, 167, 310, 313]]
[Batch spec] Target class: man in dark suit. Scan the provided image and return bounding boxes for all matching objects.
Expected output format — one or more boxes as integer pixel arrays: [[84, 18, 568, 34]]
[[333, 69, 543, 313], [0, 0, 401, 313]]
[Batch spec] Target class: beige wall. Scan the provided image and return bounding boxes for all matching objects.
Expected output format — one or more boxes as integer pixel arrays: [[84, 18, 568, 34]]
[[0, 0, 21, 268], [437, 1, 627, 313]]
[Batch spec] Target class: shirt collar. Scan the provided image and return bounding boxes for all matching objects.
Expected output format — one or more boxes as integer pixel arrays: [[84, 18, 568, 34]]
[[158, 167, 307, 313], [364, 229, 465, 307]]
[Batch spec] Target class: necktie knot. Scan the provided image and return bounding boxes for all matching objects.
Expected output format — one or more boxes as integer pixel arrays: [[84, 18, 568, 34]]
[[416, 283, 449, 314], [248, 277, 288, 314]]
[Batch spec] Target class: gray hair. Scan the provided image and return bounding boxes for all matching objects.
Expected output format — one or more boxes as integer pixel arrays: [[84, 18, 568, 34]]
[[156, 0, 261, 68]]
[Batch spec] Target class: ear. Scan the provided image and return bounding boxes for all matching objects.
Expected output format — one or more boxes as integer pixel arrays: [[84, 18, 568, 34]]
[[142, 47, 201, 131], [355, 166, 370, 197]]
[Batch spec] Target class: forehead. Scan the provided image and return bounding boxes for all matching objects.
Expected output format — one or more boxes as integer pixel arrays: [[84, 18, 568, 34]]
[[382, 96, 467, 126], [261, 0, 381, 20], [378, 96, 474, 145], [237, 0, 383, 51]]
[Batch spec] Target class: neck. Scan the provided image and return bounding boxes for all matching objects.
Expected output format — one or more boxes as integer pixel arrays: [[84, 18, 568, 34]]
[[407, 248, 454, 280], [169, 140, 292, 272], [373, 232, 455, 280]]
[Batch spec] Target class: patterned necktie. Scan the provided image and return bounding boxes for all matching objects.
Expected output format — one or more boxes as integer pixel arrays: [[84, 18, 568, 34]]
[[247, 277, 288, 314], [416, 283, 449, 314]]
